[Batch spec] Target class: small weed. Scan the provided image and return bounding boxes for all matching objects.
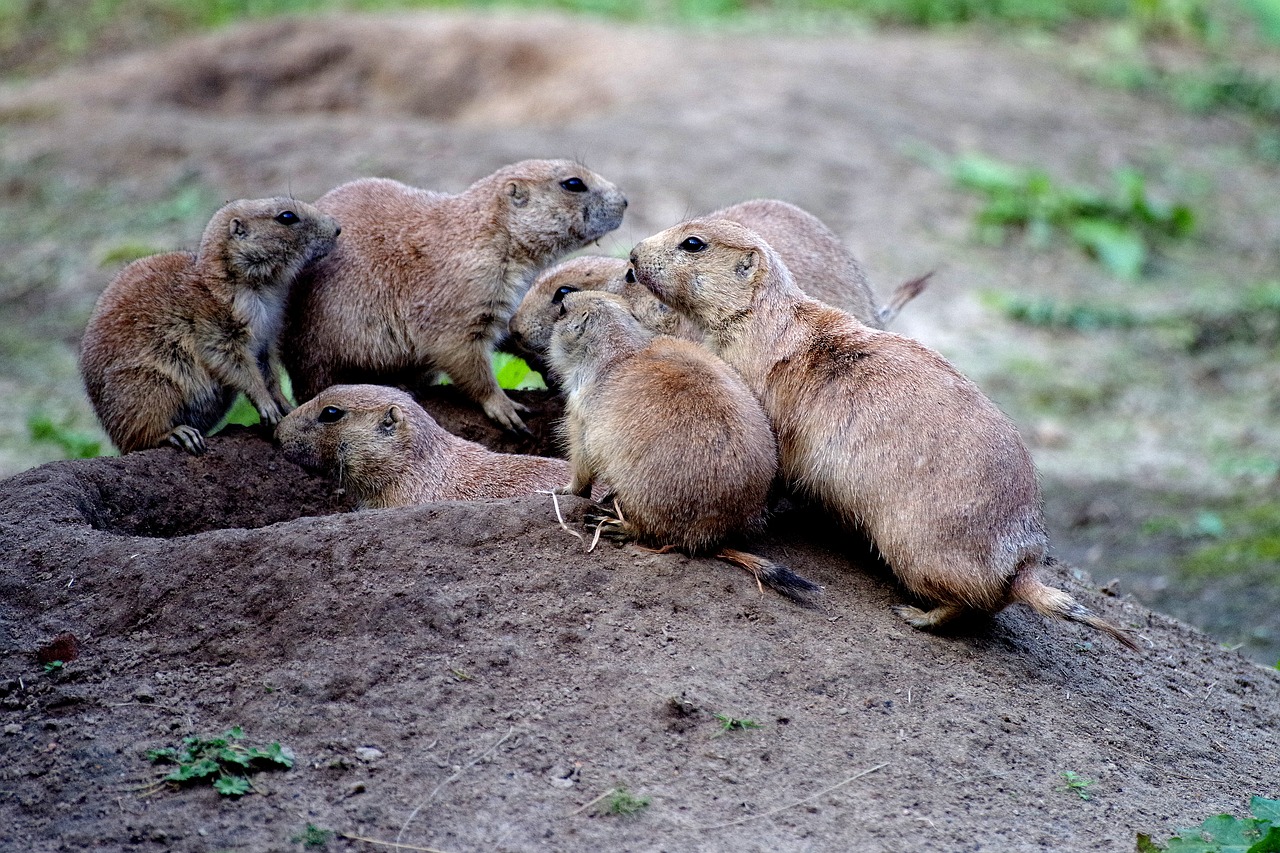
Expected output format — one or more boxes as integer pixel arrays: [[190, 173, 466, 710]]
[[1138, 794, 1280, 851], [926, 149, 1194, 279], [603, 786, 651, 817], [1061, 770, 1094, 800], [713, 713, 763, 735], [42, 660, 64, 675], [980, 291, 1142, 333], [27, 413, 101, 459], [291, 823, 334, 849], [449, 667, 473, 681], [146, 726, 293, 797]]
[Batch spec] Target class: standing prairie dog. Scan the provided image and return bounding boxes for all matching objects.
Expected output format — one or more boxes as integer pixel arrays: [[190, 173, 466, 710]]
[[80, 197, 340, 455], [283, 160, 628, 432], [629, 219, 1137, 649], [547, 290, 817, 601], [507, 198, 928, 375], [276, 384, 569, 509]]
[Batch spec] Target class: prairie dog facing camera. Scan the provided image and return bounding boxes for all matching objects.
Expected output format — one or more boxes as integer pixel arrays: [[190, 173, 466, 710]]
[[283, 160, 628, 432], [81, 197, 340, 455], [628, 219, 1137, 648], [547, 290, 818, 601], [276, 384, 569, 509]]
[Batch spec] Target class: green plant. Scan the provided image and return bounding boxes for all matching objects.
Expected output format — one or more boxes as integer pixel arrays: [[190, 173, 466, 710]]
[[930, 150, 1195, 278], [27, 413, 102, 459], [1061, 770, 1094, 800], [42, 660, 64, 675], [145, 726, 294, 797], [291, 823, 335, 848], [712, 712, 763, 735], [1138, 795, 1280, 852], [603, 786, 651, 816], [492, 352, 548, 390]]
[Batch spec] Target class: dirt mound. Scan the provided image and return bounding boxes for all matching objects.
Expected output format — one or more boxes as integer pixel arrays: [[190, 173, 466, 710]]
[[1, 393, 1275, 852], [26, 13, 671, 127]]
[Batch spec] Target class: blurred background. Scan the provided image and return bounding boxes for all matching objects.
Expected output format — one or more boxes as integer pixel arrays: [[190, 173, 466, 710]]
[[1, 0, 1277, 661]]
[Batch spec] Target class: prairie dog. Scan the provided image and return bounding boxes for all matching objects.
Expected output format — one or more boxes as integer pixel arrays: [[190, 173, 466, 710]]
[[629, 219, 1136, 648], [276, 384, 569, 509], [507, 198, 927, 376], [547, 290, 817, 601], [283, 160, 628, 432], [80, 197, 340, 455]]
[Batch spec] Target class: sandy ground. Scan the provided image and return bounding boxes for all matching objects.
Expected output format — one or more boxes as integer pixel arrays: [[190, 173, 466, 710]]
[[0, 10, 1277, 851]]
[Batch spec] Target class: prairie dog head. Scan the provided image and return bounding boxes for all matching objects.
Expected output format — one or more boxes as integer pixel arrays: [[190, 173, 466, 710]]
[[493, 160, 628, 259], [628, 218, 793, 332], [547, 291, 654, 394], [202, 197, 341, 288], [508, 256, 629, 365], [276, 384, 439, 506]]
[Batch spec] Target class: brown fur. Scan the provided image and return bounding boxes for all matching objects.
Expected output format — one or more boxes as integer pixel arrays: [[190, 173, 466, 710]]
[[275, 384, 568, 509], [547, 291, 816, 600], [506, 199, 928, 379], [80, 197, 340, 455], [283, 160, 628, 432], [629, 219, 1137, 649]]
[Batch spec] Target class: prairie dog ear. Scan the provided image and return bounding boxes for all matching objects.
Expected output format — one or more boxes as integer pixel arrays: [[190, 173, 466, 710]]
[[228, 218, 248, 238], [507, 181, 530, 207], [381, 405, 403, 433], [735, 250, 759, 280]]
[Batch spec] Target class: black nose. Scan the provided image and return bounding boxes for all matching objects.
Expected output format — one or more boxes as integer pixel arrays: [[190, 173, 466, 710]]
[[621, 197, 628, 209], [625, 269, 636, 284], [334, 226, 342, 237]]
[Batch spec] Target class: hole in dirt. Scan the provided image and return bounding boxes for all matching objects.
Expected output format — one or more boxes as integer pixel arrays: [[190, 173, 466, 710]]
[[106, 16, 637, 126], [80, 426, 351, 539]]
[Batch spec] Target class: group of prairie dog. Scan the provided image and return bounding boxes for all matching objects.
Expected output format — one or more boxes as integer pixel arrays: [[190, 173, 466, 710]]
[[79, 158, 1136, 649]]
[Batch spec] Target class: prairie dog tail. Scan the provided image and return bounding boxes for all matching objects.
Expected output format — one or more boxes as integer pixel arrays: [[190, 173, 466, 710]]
[[717, 548, 821, 605], [876, 271, 934, 327], [1010, 569, 1139, 650]]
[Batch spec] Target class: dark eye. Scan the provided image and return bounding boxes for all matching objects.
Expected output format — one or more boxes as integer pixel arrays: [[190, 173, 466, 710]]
[[560, 177, 587, 193], [275, 210, 300, 225], [317, 406, 345, 423], [678, 236, 706, 253], [625, 268, 636, 283], [551, 285, 579, 305]]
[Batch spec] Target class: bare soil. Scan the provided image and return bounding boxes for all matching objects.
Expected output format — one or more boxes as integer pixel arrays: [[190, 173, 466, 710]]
[[0, 11, 1277, 852]]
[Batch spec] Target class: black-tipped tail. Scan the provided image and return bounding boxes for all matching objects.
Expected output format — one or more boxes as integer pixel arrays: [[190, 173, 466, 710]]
[[716, 548, 821, 605], [1011, 572, 1140, 650]]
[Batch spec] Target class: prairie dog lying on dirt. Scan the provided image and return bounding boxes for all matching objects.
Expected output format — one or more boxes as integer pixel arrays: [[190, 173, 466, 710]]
[[276, 384, 568, 509], [629, 218, 1137, 648], [81, 197, 340, 455], [283, 160, 628, 432], [547, 290, 817, 601]]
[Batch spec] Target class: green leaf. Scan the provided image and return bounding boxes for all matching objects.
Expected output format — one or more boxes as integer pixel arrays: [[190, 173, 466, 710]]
[[1252, 797, 1280, 824], [213, 775, 251, 797], [167, 758, 220, 781], [1070, 218, 1146, 279], [492, 353, 547, 391], [1248, 825, 1280, 853], [145, 748, 176, 763]]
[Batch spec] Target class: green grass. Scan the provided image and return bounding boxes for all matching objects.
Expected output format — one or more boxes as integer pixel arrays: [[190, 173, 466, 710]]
[[1060, 770, 1095, 800], [928, 150, 1196, 279]]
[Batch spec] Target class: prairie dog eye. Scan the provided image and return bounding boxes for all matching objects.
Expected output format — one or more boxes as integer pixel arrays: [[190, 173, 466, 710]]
[[560, 177, 588, 193], [551, 285, 578, 305], [318, 406, 345, 423], [678, 236, 707, 252], [275, 210, 300, 225]]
